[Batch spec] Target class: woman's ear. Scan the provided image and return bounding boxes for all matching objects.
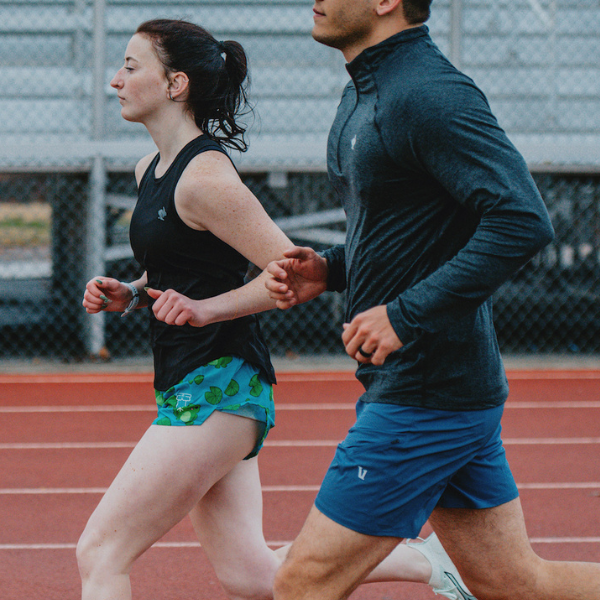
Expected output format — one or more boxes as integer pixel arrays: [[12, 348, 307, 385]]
[[167, 71, 190, 101]]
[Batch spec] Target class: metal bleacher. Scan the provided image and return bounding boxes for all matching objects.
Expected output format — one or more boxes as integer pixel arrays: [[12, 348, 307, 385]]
[[1, 0, 600, 357], [1, 1, 599, 172], [0, 0, 347, 172]]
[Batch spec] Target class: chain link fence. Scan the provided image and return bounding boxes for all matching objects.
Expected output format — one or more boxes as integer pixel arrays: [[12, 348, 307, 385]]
[[1, 1, 600, 364], [2, 171, 600, 361]]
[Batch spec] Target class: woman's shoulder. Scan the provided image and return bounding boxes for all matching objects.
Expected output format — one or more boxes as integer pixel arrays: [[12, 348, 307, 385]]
[[135, 151, 159, 186], [178, 148, 239, 192]]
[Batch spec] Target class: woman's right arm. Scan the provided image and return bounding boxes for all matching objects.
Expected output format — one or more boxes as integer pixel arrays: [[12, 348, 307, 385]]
[[83, 273, 149, 316], [82, 152, 157, 316]]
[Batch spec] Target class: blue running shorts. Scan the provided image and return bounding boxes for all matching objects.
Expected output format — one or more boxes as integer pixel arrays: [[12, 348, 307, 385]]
[[153, 356, 274, 459], [315, 401, 518, 538]]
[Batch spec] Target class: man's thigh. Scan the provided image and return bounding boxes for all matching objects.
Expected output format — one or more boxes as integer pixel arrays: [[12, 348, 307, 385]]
[[275, 505, 402, 600], [429, 498, 538, 594]]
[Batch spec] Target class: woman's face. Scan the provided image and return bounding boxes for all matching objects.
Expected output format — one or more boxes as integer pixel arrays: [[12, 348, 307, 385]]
[[110, 33, 170, 123]]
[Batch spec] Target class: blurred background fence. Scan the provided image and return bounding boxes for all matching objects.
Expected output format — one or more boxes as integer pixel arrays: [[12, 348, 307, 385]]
[[1, 0, 600, 363]]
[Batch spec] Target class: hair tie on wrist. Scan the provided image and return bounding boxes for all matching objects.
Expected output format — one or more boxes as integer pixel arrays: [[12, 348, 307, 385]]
[[121, 282, 140, 317]]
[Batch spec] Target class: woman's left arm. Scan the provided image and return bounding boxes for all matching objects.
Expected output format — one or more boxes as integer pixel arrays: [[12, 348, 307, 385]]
[[146, 150, 297, 327]]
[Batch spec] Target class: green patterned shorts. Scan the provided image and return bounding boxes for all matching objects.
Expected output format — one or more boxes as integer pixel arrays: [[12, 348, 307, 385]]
[[153, 356, 275, 459]]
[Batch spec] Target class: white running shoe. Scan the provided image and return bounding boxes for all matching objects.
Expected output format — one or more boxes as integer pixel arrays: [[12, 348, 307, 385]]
[[407, 533, 477, 600]]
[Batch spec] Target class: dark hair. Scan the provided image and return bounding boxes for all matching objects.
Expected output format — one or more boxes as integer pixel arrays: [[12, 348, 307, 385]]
[[402, 0, 432, 24], [136, 19, 251, 152]]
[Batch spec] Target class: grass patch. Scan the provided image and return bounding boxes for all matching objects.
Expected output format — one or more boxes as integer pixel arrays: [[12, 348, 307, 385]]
[[0, 202, 51, 247]]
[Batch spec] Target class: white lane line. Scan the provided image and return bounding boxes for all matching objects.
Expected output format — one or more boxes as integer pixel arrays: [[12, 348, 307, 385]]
[[1, 401, 600, 413], [1, 537, 599, 551], [0, 442, 137, 449], [1, 482, 598, 495], [1, 370, 599, 386], [1, 438, 600, 451], [517, 482, 600, 489], [0, 404, 358, 413], [0, 541, 290, 550], [505, 402, 600, 409], [0, 488, 108, 494], [0, 372, 357, 385], [0, 375, 154, 384], [0, 485, 322, 495], [529, 537, 600, 544], [502, 438, 600, 445], [506, 371, 600, 380], [0, 406, 155, 413]]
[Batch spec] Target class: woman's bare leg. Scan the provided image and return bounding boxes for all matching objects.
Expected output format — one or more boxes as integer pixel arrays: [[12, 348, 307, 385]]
[[77, 412, 258, 600], [190, 456, 282, 600]]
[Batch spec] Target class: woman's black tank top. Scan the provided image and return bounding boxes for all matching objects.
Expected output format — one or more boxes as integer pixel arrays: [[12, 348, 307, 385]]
[[129, 135, 275, 391]]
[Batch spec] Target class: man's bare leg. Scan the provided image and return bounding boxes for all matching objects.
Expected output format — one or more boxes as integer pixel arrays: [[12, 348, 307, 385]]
[[273, 505, 402, 600], [430, 498, 600, 600]]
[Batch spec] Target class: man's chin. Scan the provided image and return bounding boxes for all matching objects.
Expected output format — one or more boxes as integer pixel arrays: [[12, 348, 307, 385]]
[[311, 29, 341, 49]]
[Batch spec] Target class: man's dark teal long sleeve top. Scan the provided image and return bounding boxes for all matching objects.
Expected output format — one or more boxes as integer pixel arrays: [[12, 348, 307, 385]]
[[322, 26, 554, 410]]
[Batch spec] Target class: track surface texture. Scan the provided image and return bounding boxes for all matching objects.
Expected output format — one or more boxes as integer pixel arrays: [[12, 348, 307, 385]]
[[0, 369, 599, 599]]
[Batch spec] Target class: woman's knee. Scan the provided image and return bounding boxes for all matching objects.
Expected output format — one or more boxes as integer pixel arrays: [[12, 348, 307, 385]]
[[216, 553, 281, 600], [76, 526, 127, 581], [76, 527, 98, 576], [218, 569, 274, 600], [221, 580, 273, 600]]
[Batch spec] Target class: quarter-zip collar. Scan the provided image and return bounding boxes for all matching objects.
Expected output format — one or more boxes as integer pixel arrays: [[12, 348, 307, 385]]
[[345, 25, 429, 86]]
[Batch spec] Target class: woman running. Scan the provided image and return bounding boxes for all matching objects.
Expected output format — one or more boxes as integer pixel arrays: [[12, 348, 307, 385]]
[[78, 18, 473, 600]]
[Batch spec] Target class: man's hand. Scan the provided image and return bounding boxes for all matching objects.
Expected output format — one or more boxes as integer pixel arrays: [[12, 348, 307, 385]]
[[265, 246, 328, 309], [342, 305, 403, 366]]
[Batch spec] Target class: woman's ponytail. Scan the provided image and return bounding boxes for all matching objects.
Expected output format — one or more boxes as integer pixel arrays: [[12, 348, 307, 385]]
[[212, 39, 251, 151]]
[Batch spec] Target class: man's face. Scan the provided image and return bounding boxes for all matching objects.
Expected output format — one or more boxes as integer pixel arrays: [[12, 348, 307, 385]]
[[311, 0, 377, 52]]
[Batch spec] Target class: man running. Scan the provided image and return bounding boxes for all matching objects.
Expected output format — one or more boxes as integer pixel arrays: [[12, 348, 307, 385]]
[[265, 1, 600, 599]]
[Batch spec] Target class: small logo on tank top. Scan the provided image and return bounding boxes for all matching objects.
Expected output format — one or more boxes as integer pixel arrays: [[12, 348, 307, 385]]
[[351, 135, 357, 150], [358, 466, 368, 480], [158, 207, 167, 221]]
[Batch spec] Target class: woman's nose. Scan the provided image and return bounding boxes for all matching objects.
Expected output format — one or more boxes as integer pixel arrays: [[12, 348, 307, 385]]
[[110, 70, 123, 89]]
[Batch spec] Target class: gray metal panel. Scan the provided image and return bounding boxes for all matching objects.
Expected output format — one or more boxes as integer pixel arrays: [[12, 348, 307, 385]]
[[106, 5, 313, 34], [0, 0, 599, 169], [0, 100, 90, 134]]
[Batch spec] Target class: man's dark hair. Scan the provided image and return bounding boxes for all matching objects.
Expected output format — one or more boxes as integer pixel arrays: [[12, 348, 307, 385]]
[[402, 0, 433, 24]]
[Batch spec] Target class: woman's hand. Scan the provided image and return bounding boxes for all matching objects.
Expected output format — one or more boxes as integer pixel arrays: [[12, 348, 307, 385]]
[[83, 277, 132, 314], [146, 288, 212, 327]]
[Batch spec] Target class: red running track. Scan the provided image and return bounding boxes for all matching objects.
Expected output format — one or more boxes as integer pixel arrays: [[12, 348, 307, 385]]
[[0, 370, 599, 599]]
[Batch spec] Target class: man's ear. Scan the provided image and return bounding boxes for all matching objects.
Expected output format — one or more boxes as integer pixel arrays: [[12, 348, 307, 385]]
[[376, 0, 403, 17], [168, 71, 190, 101]]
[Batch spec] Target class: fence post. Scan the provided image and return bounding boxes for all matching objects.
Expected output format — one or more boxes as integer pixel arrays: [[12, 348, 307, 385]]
[[85, 155, 107, 355], [84, 0, 108, 355], [92, 0, 106, 140], [450, 0, 463, 70]]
